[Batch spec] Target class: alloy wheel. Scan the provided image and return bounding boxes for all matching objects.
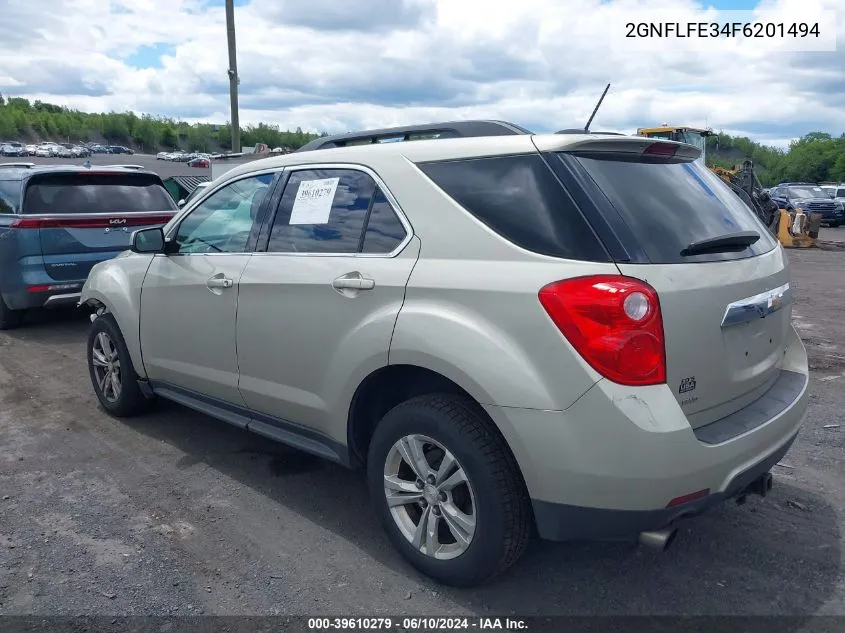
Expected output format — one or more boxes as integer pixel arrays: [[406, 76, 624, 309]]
[[383, 434, 477, 560], [91, 331, 122, 403]]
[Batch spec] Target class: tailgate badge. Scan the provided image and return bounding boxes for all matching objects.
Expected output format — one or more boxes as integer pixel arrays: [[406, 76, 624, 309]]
[[679, 376, 697, 394], [109, 218, 127, 225]]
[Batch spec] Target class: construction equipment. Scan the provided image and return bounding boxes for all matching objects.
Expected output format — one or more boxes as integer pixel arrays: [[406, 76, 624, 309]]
[[637, 125, 817, 248]]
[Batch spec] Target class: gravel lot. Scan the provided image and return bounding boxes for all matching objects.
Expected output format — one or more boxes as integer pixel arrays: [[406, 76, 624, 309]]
[[0, 166, 844, 618]]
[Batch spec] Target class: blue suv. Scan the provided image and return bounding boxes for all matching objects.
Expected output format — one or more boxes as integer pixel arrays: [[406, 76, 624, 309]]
[[0, 163, 177, 329], [770, 182, 843, 227]]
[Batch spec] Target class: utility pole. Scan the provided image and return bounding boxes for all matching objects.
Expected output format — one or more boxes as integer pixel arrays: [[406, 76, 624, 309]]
[[225, 0, 240, 153]]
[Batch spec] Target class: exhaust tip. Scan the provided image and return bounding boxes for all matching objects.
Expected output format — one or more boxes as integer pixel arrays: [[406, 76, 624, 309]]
[[638, 527, 678, 551]]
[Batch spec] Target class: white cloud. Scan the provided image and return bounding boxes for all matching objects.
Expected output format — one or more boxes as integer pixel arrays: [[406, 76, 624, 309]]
[[1, 0, 843, 145]]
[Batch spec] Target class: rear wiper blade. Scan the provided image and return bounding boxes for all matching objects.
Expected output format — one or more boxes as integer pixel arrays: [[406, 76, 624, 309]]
[[681, 231, 760, 257]]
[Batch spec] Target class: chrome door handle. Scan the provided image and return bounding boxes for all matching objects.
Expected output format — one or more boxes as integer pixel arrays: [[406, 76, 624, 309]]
[[207, 275, 234, 289], [332, 272, 375, 291]]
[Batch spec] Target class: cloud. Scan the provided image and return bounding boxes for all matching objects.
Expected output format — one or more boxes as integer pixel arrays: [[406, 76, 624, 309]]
[[0, 0, 842, 147]]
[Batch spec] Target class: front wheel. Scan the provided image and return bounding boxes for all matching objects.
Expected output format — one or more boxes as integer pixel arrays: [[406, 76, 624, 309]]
[[367, 394, 532, 586], [87, 315, 153, 417]]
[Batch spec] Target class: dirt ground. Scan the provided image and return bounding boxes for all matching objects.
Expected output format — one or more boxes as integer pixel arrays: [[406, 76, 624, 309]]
[[0, 248, 843, 618]]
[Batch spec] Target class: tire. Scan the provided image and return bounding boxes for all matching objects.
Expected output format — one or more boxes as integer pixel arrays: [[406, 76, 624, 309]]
[[367, 393, 532, 586], [0, 296, 24, 330], [87, 314, 153, 417]]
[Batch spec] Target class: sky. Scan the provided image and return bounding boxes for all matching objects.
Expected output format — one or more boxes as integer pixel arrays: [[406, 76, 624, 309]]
[[0, 0, 842, 149]]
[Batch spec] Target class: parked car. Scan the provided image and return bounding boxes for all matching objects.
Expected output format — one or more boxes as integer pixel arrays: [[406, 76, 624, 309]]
[[90, 145, 110, 154], [34, 146, 52, 158], [0, 164, 178, 329], [79, 125, 809, 586], [770, 183, 843, 227], [72, 146, 91, 158], [188, 156, 210, 168], [108, 145, 134, 155], [25, 145, 38, 156], [57, 146, 75, 159], [1, 142, 26, 157], [820, 184, 845, 217], [156, 152, 170, 160]]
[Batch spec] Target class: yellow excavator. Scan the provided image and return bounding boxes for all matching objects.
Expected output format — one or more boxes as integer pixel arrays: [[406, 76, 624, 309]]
[[637, 125, 820, 248]]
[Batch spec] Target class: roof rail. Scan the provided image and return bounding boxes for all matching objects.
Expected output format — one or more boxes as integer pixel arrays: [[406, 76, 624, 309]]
[[0, 162, 35, 168], [295, 120, 533, 153], [110, 164, 144, 170]]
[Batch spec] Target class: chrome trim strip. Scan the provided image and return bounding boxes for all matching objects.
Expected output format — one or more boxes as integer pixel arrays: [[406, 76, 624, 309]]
[[43, 292, 82, 308], [166, 162, 414, 259], [721, 282, 792, 328]]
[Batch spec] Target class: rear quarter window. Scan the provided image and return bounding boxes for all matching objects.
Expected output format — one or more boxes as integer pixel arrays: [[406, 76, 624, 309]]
[[418, 154, 609, 261], [0, 180, 20, 214], [22, 173, 176, 214], [564, 154, 779, 264]]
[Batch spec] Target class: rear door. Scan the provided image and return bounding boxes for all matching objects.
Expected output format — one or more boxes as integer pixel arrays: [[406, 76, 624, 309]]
[[236, 166, 418, 440], [550, 142, 789, 427], [19, 171, 177, 281]]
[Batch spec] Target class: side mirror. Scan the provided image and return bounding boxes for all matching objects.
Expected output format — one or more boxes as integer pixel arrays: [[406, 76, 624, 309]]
[[131, 227, 166, 254], [177, 199, 186, 207]]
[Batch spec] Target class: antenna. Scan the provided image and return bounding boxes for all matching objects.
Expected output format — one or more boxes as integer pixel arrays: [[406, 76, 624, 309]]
[[584, 83, 611, 133]]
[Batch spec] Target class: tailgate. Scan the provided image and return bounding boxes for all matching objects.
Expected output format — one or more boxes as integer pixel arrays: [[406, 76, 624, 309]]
[[18, 213, 175, 280], [555, 143, 788, 427], [20, 171, 176, 280], [617, 249, 791, 426]]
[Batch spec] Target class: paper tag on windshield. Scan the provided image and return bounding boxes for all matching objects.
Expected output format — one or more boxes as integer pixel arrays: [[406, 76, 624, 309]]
[[289, 178, 339, 225]]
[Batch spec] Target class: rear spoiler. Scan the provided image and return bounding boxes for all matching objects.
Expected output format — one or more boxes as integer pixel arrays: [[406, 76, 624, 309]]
[[533, 135, 702, 162]]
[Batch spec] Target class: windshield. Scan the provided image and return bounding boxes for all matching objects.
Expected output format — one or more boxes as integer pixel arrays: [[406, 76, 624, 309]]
[[677, 130, 707, 152], [788, 186, 826, 199]]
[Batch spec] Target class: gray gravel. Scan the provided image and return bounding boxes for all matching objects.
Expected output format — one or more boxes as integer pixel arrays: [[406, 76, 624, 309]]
[[0, 248, 843, 617]]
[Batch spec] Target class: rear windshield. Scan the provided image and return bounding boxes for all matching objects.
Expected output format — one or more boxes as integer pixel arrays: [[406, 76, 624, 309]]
[[0, 180, 20, 214], [22, 173, 176, 214], [568, 155, 778, 264]]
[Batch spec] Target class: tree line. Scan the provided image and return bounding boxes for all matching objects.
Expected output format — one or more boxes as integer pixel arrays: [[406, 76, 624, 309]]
[[706, 131, 845, 186], [2, 94, 843, 184], [0, 95, 321, 152]]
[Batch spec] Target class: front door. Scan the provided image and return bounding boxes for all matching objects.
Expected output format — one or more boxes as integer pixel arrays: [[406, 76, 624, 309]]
[[139, 172, 276, 406]]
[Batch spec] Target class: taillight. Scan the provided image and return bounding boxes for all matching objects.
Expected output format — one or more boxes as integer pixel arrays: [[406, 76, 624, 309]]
[[538, 275, 666, 386], [10, 214, 174, 229], [643, 142, 678, 158]]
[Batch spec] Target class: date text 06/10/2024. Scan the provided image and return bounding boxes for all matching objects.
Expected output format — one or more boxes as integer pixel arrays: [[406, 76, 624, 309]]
[[625, 22, 821, 38], [307, 617, 530, 630]]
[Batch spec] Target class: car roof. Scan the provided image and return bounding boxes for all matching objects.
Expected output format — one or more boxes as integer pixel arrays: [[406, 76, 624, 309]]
[[214, 129, 698, 186]]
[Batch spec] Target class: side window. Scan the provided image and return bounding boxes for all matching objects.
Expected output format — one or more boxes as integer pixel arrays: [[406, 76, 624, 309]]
[[267, 169, 376, 254], [362, 187, 407, 253], [174, 173, 274, 254], [0, 180, 20, 214], [419, 155, 607, 261]]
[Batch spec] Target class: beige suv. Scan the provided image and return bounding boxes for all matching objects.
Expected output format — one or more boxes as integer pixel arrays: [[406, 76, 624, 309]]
[[80, 121, 809, 586]]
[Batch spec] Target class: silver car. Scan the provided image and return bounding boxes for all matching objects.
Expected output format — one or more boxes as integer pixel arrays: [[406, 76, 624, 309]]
[[80, 122, 809, 586]]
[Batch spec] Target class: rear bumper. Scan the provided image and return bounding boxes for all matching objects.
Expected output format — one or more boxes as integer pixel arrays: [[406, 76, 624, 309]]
[[482, 325, 809, 542], [2, 284, 85, 310], [531, 430, 796, 541]]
